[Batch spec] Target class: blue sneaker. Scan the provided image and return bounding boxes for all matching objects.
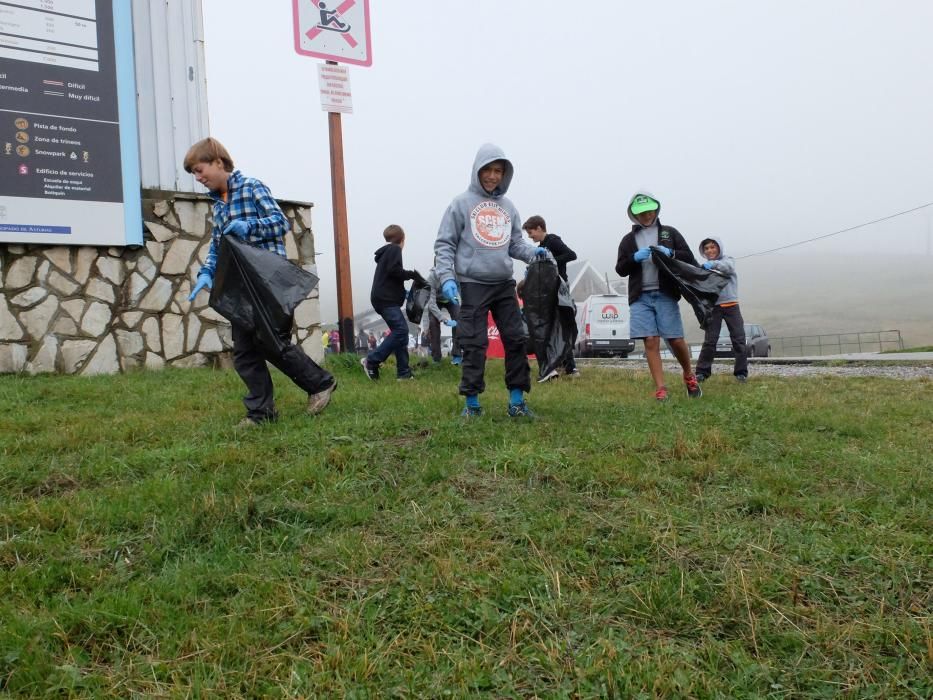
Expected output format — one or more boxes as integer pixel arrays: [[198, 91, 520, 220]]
[[461, 405, 483, 418], [451, 356, 462, 366], [507, 401, 535, 418]]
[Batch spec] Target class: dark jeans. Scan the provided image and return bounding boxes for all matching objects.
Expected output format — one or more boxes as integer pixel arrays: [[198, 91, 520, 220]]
[[232, 317, 334, 422], [696, 304, 748, 377], [458, 280, 530, 396], [428, 300, 461, 362], [367, 305, 411, 378]]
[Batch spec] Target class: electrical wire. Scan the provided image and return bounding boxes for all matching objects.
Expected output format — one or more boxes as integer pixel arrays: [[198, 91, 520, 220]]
[[737, 201, 933, 259]]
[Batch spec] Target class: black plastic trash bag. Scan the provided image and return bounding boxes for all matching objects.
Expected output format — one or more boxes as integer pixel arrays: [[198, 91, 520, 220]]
[[522, 258, 577, 378], [209, 235, 319, 354], [406, 278, 431, 324], [651, 247, 730, 330]]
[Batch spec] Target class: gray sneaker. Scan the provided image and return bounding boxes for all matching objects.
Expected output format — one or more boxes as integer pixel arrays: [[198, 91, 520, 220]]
[[307, 380, 337, 415]]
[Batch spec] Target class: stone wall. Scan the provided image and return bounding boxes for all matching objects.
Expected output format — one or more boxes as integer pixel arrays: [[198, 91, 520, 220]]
[[0, 191, 324, 375]]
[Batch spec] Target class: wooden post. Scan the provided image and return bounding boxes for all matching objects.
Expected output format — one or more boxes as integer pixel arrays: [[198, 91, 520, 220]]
[[326, 62, 354, 352]]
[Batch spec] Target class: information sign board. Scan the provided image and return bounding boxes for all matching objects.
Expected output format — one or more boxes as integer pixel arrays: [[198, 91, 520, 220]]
[[0, 0, 142, 246]]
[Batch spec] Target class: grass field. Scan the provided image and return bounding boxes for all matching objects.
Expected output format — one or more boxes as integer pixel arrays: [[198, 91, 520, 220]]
[[1, 357, 930, 697]]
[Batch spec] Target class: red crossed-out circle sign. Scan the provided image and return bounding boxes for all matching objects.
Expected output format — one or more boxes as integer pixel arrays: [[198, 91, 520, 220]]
[[293, 0, 373, 67]]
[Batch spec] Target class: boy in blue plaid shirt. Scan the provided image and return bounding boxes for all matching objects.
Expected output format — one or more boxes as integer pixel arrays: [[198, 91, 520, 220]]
[[185, 138, 336, 426]]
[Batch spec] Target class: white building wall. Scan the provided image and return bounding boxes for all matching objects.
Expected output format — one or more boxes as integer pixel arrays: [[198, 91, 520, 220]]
[[132, 0, 210, 192]]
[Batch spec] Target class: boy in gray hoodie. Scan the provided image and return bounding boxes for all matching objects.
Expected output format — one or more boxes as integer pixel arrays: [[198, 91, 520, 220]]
[[695, 237, 748, 381], [434, 143, 548, 417]]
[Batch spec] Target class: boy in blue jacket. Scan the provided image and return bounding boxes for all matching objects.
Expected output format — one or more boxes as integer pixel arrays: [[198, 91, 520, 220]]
[[433, 143, 548, 417], [184, 138, 335, 426], [695, 236, 748, 381]]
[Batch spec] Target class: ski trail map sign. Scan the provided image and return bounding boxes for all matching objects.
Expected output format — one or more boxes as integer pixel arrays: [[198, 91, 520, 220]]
[[0, 0, 142, 246], [292, 0, 372, 66]]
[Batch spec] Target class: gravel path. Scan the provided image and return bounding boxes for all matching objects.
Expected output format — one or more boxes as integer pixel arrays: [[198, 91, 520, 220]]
[[578, 359, 933, 380]]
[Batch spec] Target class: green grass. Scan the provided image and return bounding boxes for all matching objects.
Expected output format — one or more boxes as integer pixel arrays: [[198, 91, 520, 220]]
[[1, 357, 931, 697]]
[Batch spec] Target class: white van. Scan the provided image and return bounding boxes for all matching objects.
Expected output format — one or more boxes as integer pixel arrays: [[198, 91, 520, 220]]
[[575, 294, 635, 358]]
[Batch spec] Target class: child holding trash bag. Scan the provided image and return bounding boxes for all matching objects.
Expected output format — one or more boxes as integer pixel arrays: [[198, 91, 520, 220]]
[[361, 224, 423, 381], [615, 191, 703, 402], [434, 143, 547, 418], [424, 265, 461, 364], [184, 137, 336, 426], [522, 215, 580, 379], [694, 237, 748, 382]]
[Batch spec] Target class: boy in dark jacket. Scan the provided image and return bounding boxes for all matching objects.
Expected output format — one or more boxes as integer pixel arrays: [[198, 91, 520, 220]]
[[362, 224, 421, 381], [522, 215, 577, 282], [184, 137, 336, 426], [523, 214, 579, 379], [615, 191, 702, 401]]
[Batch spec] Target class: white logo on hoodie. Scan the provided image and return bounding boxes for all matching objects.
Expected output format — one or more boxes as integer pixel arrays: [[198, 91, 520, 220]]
[[469, 201, 510, 248]]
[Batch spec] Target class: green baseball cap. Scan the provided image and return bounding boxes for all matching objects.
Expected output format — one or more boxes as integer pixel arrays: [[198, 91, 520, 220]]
[[630, 195, 659, 215]]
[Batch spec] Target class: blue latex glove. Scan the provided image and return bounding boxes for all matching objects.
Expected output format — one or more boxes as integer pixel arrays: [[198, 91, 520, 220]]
[[187, 272, 213, 301], [633, 247, 651, 263], [702, 261, 715, 270], [533, 247, 549, 257], [655, 245, 673, 257], [441, 280, 459, 303], [223, 219, 250, 238], [444, 319, 458, 328]]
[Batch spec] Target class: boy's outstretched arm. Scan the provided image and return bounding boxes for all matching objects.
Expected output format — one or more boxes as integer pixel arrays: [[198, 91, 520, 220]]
[[433, 204, 461, 285], [507, 217, 538, 263], [706, 257, 735, 274], [235, 181, 289, 241], [548, 235, 577, 265]]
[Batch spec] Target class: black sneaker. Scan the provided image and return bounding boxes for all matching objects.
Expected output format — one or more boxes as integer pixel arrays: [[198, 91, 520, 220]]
[[684, 374, 703, 398], [461, 405, 483, 418], [507, 401, 536, 418], [695, 373, 709, 383], [735, 374, 748, 383], [360, 357, 379, 381], [397, 373, 415, 381]]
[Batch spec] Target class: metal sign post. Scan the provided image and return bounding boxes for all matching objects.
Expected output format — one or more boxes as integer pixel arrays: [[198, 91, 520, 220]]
[[293, 0, 372, 352]]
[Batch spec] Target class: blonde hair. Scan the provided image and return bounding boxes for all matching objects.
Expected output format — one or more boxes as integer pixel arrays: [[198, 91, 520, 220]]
[[183, 137, 234, 173], [383, 224, 405, 245]]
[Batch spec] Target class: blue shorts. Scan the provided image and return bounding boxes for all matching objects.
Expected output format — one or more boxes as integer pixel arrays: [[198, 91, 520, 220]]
[[630, 290, 684, 339]]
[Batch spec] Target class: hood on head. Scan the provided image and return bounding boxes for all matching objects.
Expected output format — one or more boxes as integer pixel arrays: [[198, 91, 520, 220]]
[[627, 190, 662, 225], [470, 143, 513, 197], [698, 236, 724, 259]]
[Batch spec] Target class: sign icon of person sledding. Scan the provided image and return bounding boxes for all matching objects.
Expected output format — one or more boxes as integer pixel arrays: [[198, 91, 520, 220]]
[[292, 0, 373, 67], [316, 2, 351, 33]]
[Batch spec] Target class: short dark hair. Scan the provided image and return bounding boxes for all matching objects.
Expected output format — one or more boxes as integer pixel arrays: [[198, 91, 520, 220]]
[[522, 215, 546, 232], [383, 224, 405, 244], [183, 137, 234, 173]]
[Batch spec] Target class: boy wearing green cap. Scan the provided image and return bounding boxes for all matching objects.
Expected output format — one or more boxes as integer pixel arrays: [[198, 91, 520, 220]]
[[615, 191, 703, 401]]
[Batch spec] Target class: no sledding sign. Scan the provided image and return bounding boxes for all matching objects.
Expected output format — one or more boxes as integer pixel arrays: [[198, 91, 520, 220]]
[[292, 0, 373, 66]]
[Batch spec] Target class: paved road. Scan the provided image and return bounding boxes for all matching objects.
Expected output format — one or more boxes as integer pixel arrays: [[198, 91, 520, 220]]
[[577, 354, 933, 380]]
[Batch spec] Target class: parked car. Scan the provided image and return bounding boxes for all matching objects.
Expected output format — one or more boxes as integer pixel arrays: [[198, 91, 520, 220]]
[[714, 323, 770, 357]]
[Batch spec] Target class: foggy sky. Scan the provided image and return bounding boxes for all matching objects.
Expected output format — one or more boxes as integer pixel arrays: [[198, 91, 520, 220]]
[[202, 1, 933, 323]]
